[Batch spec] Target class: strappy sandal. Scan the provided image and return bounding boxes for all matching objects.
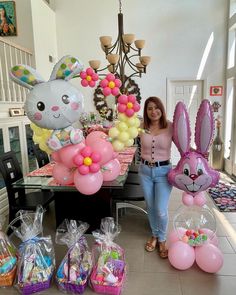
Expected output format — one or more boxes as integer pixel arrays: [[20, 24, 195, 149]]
[[157, 241, 168, 258], [145, 237, 158, 252]]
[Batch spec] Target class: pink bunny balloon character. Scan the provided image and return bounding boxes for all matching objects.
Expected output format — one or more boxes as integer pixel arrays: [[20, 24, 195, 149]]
[[10, 55, 85, 151], [168, 100, 220, 206]]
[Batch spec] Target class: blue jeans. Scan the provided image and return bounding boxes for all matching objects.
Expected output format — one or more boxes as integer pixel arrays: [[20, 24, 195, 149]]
[[139, 163, 172, 242]]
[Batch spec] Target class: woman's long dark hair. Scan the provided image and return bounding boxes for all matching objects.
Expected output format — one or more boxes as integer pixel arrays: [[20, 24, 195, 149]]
[[143, 96, 168, 130]]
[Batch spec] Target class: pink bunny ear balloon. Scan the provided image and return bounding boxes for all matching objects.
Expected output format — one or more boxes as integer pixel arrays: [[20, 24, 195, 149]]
[[168, 99, 220, 197]]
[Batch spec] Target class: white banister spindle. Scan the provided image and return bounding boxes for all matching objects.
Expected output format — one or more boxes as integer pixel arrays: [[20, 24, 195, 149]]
[[3, 43, 11, 102], [9, 46, 17, 102], [0, 37, 33, 104]]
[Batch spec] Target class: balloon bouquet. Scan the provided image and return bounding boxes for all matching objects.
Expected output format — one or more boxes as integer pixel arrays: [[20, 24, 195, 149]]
[[167, 100, 223, 273], [10, 56, 122, 195]]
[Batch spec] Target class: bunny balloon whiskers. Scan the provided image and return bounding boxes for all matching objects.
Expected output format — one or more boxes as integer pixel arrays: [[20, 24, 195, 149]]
[[10, 55, 85, 152]]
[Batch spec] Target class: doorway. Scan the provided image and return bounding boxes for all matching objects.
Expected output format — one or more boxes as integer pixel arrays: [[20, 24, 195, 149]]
[[166, 79, 204, 165]]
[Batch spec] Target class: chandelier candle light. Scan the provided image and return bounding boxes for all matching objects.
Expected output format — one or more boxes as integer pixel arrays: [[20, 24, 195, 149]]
[[89, 0, 151, 94]]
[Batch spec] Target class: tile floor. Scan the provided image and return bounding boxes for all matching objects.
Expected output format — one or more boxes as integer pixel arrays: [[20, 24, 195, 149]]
[[2, 186, 236, 295]]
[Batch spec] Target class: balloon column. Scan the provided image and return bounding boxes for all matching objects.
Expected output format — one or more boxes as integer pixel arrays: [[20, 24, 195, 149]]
[[167, 100, 223, 273], [10, 57, 121, 195]]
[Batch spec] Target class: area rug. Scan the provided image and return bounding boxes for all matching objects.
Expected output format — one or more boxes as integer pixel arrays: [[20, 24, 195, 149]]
[[208, 181, 236, 212]]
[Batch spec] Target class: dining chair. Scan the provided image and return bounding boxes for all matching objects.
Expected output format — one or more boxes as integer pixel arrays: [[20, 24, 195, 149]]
[[0, 151, 54, 234], [112, 184, 147, 224], [32, 144, 50, 168]]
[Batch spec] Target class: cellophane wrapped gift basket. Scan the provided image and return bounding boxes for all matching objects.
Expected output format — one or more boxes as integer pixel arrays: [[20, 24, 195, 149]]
[[55, 219, 92, 294], [9, 206, 55, 295], [90, 217, 126, 295], [0, 215, 18, 287]]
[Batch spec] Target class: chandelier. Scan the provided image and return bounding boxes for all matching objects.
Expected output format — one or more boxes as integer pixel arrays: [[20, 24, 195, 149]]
[[89, 0, 151, 120]]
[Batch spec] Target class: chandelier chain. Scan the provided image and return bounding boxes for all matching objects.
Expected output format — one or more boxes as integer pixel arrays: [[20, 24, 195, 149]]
[[119, 0, 122, 13]]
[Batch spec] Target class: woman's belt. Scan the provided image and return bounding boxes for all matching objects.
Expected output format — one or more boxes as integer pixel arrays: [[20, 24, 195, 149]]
[[141, 159, 170, 168]]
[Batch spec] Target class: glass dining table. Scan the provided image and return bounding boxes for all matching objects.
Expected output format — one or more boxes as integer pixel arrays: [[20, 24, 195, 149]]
[[13, 147, 136, 232]]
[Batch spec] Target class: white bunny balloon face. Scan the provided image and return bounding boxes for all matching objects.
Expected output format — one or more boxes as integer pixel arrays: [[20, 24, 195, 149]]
[[10, 55, 84, 130], [168, 100, 220, 196], [24, 80, 84, 130], [10, 56, 85, 151]]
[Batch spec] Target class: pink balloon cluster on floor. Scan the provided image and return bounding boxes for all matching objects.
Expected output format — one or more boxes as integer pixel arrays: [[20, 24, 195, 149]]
[[168, 227, 223, 273], [51, 131, 121, 195], [167, 99, 223, 273]]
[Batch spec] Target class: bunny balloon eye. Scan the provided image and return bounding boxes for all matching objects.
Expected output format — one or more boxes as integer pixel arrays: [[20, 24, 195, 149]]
[[196, 163, 204, 176], [183, 163, 190, 176], [62, 94, 70, 104], [37, 101, 45, 111]]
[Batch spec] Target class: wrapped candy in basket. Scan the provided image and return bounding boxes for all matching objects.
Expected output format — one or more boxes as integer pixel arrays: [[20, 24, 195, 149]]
[[90, 217, 126, 295], [8, 206, 55, 295], [0, 215, 18, 287], [55, 219, 92, 294]]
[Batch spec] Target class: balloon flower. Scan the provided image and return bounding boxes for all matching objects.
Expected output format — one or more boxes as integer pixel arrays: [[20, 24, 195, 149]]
[[167, 100, 223, 273], [117, 94, 140, 117], [52, 131, 121, 195], [80, 67, 99, 87], [100, 73, 121, 96]]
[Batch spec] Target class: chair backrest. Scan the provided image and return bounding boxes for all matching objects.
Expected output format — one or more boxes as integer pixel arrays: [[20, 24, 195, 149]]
[[0, 151, 25, 207], [32, 144, 50, 168]]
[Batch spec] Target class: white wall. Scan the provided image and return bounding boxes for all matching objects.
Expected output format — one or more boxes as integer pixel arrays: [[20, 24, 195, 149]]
[[54, 0, 227, 114], [31, 0, 58, 80]]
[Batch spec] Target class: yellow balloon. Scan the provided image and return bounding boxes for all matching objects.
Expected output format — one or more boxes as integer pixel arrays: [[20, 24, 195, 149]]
[[117, 113, 127, 122], [117, 122, 128, 131], [112, 140, 125, 152], [108, 127, 120, 139], [126, 116, 136, 127], [125, 138, 134, 147], [134, 117, 141, 128], [84, 157, 92, 166], [128, 127, 139, 139], [118, 131, 130, 142]]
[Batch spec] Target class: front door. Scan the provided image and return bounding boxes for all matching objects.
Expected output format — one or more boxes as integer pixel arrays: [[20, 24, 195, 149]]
[[167, 79, 204, 165]]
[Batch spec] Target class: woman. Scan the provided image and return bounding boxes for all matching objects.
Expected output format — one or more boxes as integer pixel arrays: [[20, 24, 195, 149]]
[[139, 96, 173, 258]]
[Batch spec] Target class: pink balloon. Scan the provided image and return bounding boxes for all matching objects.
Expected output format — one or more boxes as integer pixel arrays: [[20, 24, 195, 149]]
[[81, 146, 92, 157], [74, 170, 103, 195], [81, 79, 88, 87], [102, 159, 121, 181], [106, 73, 115, 81], [91, 152, 101, 163], [114, 79, 122, 88], [111, 87, 119, 96], [78, 165, 89, 175], [195, 243, 223, 273], [133, 102, 140, 112], [86, 131, 108, 146], [89, 80, 96, 87], [194, 191, 207, 207], [73, 154, 84, 166], [52, 163, 74, 185], [168, 241, 195, 270], [118, 95, 128, 104], [182, 192, 194, 206], [90, 163, 100, 173], [103, 87, 111, 96], [86, 67, 93, 75], [118, 103, 127, 113], [100, 79, 108, 88], [80, 72, 87, 79], [201, 228, 219, 246], [126, 109, 134, 117], [128, 95, 136, 103], [51, 151, 61, 162], [89, 140, 113, 165], [58, 142, 86, 168], [167, 228, 186, 246]]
